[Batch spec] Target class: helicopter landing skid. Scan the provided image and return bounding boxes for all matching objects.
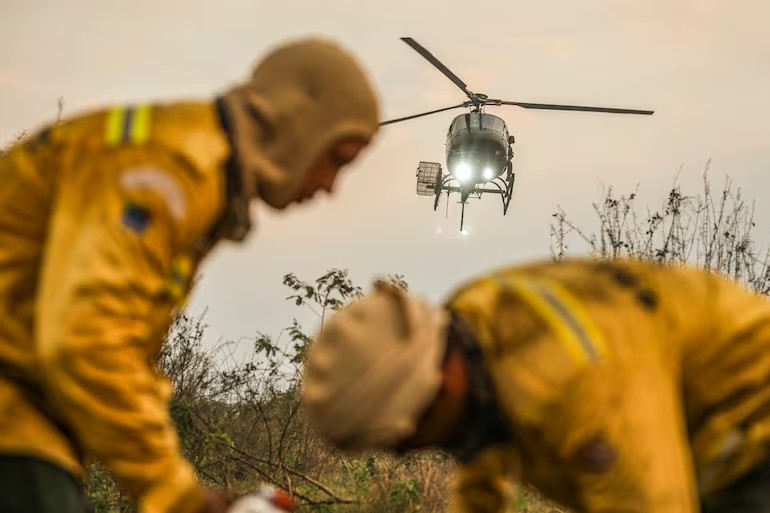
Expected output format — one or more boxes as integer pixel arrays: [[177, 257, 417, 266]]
[[502, 173, 515, 215], [428, 175, 516, 231], [421, 158, 516, 232], [502, 158, 515, 215]]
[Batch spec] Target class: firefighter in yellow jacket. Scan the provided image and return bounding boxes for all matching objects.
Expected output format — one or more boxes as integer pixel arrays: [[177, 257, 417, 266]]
[[304, 258, 770, 513], [0, 37, 379, 513]]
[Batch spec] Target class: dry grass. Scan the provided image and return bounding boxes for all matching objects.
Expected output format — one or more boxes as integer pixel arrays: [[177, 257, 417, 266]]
[[286, 449, 566, 513], [85, 432, 565, 513]]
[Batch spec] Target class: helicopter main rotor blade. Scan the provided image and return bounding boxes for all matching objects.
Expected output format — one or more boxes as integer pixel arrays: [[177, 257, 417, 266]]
[[400, 37, 476, 102], [380, 103, 467, 126], [496, 100, 654, 115]]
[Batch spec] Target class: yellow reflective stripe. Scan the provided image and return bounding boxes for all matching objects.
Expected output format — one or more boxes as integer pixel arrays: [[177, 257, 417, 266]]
[[169, 255, 193, 305], [104, 105, 152, 146], [168, 281, 185, 301], [489, 273, 607, 365], [130, 104, 152, 144], [105, 107, 125, 145], [172, 255, 193, 282]]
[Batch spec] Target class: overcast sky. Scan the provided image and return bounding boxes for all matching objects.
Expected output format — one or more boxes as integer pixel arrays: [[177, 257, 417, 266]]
[[2, 0, 770, 357]]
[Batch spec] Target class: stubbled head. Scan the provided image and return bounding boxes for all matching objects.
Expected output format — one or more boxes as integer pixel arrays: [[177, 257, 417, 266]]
[[222, 36, 380, 209], [302, 281, 450, 452]]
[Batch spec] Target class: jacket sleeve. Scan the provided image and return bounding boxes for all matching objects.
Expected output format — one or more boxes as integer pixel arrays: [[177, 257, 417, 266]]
[[452, 445, 521, 513], [34, 151, 210, 513]]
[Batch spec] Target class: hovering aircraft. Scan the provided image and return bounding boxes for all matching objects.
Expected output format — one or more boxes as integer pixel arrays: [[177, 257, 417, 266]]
[[380, 37, 655, 232]]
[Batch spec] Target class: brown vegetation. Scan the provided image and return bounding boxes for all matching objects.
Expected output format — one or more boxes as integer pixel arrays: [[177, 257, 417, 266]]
[[550, 163, 770, 292]]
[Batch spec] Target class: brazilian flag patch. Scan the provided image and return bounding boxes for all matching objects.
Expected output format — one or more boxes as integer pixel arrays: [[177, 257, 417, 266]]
[[122, 201, 151, 233]]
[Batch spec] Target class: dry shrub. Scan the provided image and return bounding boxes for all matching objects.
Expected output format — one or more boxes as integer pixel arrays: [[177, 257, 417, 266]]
[[551, 162, 770, 294]]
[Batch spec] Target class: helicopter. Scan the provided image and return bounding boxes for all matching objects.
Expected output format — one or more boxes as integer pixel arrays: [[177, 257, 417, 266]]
[[380, 37, 655, 232]]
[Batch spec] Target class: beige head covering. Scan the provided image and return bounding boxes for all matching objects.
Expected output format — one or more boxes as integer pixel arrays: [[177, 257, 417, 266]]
[[302, 281, 450, 451], [221, 36, 380, 208]]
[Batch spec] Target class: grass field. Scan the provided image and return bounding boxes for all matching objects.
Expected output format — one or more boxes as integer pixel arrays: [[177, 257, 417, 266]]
[[85, 445, 569, 513]]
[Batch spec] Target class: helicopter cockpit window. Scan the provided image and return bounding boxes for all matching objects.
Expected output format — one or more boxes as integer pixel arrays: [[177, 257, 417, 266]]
[[480, 115, 506, 135], [448, 115, 468, 135]]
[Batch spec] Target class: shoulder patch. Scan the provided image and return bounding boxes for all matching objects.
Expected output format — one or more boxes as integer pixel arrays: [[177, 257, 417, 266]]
[[119, 166, 187, 221], [122, 201, 152, 233], [168, 254, 195, 308]]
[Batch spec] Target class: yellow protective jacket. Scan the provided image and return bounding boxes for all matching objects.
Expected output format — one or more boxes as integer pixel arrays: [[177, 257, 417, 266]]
[[0, 99, 245, 513], [444, 258, 770, 513]]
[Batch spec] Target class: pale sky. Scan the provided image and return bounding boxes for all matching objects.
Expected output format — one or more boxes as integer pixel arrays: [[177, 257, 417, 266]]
[[3, 0, 770, 356]]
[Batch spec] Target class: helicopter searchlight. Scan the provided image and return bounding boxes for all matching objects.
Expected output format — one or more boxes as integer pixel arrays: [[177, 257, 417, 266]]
[[454, 162, 472, 183], [380, 37, 655, 232]]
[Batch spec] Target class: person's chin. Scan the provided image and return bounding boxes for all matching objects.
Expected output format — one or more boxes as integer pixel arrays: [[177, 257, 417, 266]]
[[293, 193, 318, 206], [262, 196, 298, 211], [269, 191, 322, 210]]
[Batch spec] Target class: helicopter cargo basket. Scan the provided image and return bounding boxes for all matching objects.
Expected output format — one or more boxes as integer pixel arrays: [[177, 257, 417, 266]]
[[416, 161, 441, 196]]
